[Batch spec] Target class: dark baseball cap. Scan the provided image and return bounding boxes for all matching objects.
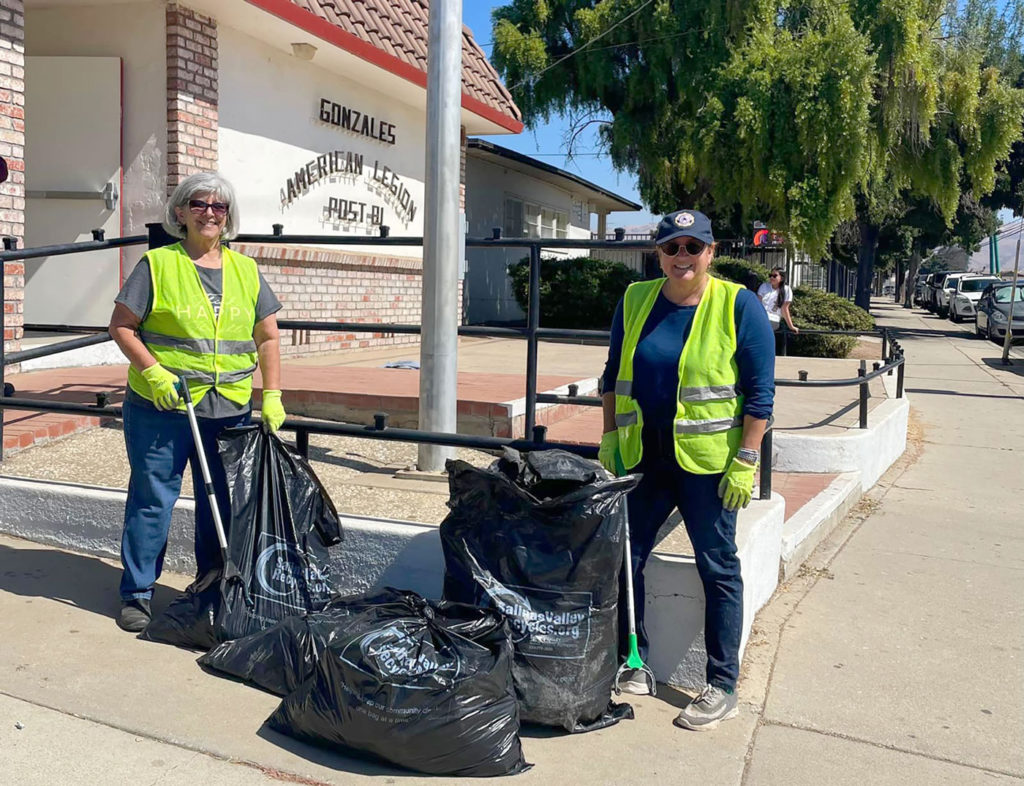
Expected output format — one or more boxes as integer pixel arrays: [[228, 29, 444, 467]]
[[655, 209, 714, 246]]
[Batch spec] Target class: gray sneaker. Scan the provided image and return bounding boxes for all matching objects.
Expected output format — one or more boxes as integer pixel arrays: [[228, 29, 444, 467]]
[[117, 598, 151, 633], [617, 668, 653, 695], [674, 684, 738, 731]]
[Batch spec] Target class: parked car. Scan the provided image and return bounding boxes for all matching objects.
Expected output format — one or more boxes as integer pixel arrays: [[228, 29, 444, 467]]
[[949, 275, 1000, 322], [935, 273, 967, 318], [913, 272, 930, 305], [925, 272, 953, 312], [975, 281, 1024, 342]]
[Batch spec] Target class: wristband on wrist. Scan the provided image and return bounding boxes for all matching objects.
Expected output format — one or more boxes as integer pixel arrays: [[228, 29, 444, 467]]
[[736, 448, 760, 465]]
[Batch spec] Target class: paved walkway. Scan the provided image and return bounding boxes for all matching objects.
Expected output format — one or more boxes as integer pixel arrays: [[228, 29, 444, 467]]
[[744, 300, 1024, 782], [0, 300, 1020, 782]]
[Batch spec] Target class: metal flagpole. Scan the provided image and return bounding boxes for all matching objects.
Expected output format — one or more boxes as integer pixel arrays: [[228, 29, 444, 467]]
[[417, 0, 463, 471], [1001, 213, 1023, 366]]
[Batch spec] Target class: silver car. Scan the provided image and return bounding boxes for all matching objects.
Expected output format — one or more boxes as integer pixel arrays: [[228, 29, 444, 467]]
[[975, 282, 1024, 342]]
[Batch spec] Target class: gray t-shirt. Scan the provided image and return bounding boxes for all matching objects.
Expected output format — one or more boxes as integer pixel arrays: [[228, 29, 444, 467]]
[[115, 257, 282, 418]]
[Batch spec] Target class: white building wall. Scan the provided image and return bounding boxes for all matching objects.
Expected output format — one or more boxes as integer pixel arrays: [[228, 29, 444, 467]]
[[218, 24, 426, 258], [24, 2, 167, 239], [464, 155, 592, 324]]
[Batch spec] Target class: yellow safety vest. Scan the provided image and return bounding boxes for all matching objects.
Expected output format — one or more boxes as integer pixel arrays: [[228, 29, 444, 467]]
[[614, 276, 744, 474], [127, 243, 261, 410]]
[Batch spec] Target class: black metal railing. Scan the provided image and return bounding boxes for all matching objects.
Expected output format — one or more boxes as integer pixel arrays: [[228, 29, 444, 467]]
[[1, 225, 907, 505]]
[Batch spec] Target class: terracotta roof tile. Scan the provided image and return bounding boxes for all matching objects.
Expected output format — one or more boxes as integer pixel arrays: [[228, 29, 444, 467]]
[[288, 0, 521, 125]]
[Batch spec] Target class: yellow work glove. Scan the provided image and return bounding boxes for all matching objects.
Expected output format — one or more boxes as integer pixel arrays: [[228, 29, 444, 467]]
[[260, 390, 286, 434], [718, 457, 757, 512], [141, 363, 181, 411], [598, 431, 625, 476]]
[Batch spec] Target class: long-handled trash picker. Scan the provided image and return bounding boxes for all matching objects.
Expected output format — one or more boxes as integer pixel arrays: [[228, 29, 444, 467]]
[[176, 380, 249, 602], [614, 497, 657, 696]]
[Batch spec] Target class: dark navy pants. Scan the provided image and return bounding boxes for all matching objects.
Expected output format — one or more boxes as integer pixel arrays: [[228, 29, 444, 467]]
[[619, 435, 743, 691], [119, 399, 249, 601]]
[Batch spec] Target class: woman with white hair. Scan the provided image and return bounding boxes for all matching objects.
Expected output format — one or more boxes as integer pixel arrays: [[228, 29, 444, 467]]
[[108, 171, 285, 632]]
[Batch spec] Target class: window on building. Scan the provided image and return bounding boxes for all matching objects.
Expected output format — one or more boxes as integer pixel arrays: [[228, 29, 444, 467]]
[[504, 196, 568, 239]]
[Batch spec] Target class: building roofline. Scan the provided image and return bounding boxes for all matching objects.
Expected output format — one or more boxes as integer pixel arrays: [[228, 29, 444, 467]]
[[245, 0, 525, 134], [468, 139, 642, 211]]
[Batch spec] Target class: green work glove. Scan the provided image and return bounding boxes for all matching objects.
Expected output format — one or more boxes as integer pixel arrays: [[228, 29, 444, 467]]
[[141, 363, 181, 411], [598, 431, 625, 476], [718, 457, 757, 512], [261, 390, 286, 434]]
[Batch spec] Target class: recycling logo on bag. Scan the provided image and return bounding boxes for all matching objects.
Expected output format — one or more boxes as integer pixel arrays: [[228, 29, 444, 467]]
[[483, 582, 593, 660], [340, 620, 462, 689], [252, 534, 332, 613]]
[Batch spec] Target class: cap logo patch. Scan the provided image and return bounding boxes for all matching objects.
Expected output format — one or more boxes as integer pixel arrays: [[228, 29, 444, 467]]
[[674, 212, 695, 228]]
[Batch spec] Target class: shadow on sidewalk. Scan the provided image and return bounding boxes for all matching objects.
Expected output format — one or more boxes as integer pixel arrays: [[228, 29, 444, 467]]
[[0, 543, 180, 620], [982, 357, 1024, 377], [256, 725, 409, 777]]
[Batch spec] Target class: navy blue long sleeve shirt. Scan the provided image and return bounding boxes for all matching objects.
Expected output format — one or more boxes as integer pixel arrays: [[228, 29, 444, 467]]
[[601, 287, 775, 429]]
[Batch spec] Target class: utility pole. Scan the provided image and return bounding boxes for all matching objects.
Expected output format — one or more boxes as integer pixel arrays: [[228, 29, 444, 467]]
[[1001, 212, 1022, 366], [417, 0, 462, 471]]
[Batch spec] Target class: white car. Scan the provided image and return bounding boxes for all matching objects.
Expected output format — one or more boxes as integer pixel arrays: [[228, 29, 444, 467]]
[[935, 273, 968, 317], [949, 275, 1001, 322]]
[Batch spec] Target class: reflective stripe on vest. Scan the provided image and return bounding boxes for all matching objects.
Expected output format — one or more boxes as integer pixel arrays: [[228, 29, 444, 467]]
[[127, 243, 261, 409], [614, 276, 744, 474]]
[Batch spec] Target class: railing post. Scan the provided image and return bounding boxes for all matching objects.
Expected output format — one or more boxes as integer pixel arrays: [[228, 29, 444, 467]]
[[524, 243, 542, 437], [146, 221, 176, 250], [880, 328, 888, 361], [295, 427, 309, 459], [781, 325, 789, 356], [858, 359, 868, 428], [896, 355, 905, 398], [759, 428, 773, 500]]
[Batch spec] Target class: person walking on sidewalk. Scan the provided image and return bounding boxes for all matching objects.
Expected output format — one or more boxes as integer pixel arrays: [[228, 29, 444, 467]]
[[757, 266, 799, 353], [598, 209, 775, 730], [108, 172, 285, 632]]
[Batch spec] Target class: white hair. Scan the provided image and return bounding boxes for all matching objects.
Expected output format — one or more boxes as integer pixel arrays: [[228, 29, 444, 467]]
[[163, 172, 241, 240]]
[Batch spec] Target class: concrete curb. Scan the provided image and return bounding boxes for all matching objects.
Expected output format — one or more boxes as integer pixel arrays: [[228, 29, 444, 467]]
[[773, 396, 909, 488], [779, 471, 862, 580]]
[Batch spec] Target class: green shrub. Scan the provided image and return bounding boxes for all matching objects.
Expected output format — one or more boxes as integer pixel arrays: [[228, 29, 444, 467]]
[[710, 256, 770, 288], [508, 256, 641, 329], [788, 286, 875, 358]]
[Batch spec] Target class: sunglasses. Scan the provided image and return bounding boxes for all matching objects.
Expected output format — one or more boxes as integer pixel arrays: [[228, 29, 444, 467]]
[[188, 199, 229, 216], [660, 239, 707, 257], [770, 273, 781, 279]]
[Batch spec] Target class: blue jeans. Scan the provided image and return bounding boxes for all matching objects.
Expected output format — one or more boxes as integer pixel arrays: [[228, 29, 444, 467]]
[[620, 436, 744, 691], [119, 399, 249, 601]]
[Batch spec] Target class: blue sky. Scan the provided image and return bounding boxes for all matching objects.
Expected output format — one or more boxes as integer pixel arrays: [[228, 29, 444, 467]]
[[463, 3, 659, 231]]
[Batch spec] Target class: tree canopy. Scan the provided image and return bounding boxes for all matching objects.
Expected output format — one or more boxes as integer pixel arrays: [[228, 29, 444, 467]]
[[491, 0, 1024, 275]]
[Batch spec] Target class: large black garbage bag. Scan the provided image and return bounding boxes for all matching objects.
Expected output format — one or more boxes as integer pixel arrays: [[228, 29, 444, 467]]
[[440, 448, 638, 733], [199, 588, 412, 696], [141, 427, 343, 650], [263, 588, 530, 777]]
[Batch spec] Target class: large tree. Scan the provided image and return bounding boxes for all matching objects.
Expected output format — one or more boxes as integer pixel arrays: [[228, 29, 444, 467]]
[[492, 0, 1024, 309]]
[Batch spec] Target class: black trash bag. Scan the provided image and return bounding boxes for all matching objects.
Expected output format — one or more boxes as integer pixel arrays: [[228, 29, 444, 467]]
[[199, 588, 416, 696], [141, 426, 343, 650], [263, 588, 530, 778], [440, 448, 639, 733]]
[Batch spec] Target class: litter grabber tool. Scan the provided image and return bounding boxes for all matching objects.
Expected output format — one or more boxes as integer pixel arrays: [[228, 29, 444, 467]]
[[614, 496, 657, 696], [176, 379, 251, 606]]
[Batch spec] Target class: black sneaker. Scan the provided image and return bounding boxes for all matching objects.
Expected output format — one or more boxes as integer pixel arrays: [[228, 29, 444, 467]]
[[117, 599, 151, 632], [674, 684, 738, 731]]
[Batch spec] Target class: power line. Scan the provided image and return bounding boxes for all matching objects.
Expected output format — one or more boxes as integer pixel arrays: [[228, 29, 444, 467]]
[[509, 0, 657, 90]]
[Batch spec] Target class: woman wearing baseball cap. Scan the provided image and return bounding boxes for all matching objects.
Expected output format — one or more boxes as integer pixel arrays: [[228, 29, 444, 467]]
[[599, 209, 775, 730]]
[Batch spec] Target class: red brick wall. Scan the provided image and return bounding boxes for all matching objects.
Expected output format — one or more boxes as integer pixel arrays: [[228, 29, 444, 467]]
[[166, 4, 217, 192], [236, 244, 464, 358], [0, 0, 23, 357]]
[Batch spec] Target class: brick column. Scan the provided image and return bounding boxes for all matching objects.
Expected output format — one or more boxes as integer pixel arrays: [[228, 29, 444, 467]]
[[166, 4, 217, 192], [0, 0, 24, 357]]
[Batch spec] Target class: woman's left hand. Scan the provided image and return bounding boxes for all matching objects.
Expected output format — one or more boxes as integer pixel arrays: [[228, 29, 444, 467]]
[[718, 457, 757, 511], [261, 390, 286, 433]]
